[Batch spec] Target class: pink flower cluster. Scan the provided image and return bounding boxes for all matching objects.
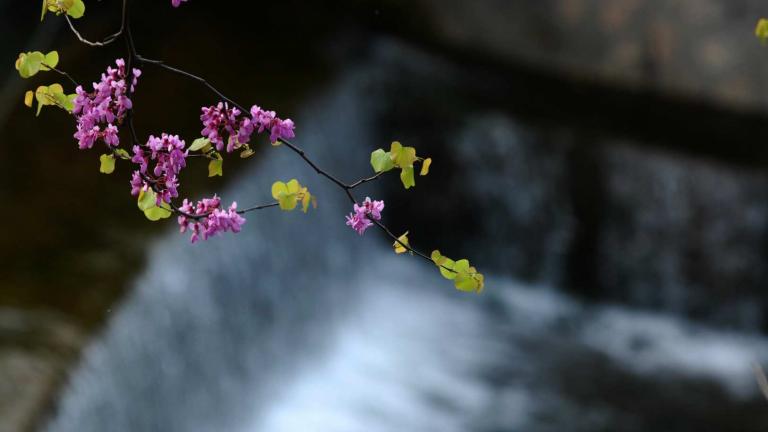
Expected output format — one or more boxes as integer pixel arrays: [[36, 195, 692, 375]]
[[250, 105, 296, 144], [130, 133, 187, 204], [177, 195, 246, 243], [199, 102, 295, 152], [73, 59, 140, 150], [171, 0, 187, 7], [345, 197, 385, 235]]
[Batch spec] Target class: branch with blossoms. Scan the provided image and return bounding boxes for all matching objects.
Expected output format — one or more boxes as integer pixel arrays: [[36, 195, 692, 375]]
[[16, 0, 484, 293]]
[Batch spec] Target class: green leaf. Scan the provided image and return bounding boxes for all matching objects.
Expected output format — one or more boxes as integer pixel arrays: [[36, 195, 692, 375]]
[[300, 189, 312, 213], [144, 203, 172, 221], [17, 52, 45, 79], [454, 259, 470, 274], [99, 154, 115, 174], [393, 231, 410, 254], [64, 93, 77, 112], [272, 179, 312, 212], [431, 250, 457, 280], [454, 272, 478, 292], [438, 257, 457, 279], [278, 193, 298, 211], [271, 181, 287, 199], [400, 166, 415, 189], [271, 181, 296, 210], [757, 19, 768, 44], [395, 146, 417, 168], [35, 86, 49, 116], [208, 157, 223, 177], [240, 147, 255, 158], [41, 0, 47, 21], [24, 91, 33, 108], [114, 148, 131, 160], [189, 137, 211, 152], [137, 189, 157, 211], [33, 83, 65, 116], [67, 0, 85, 18], [370, 149, 394, 173], [286, 179, 300, 194], [390, 141, 403, 159], [420, 157, 432, 176], [42, 51, 58, 70], [454, 263, 484, 293]]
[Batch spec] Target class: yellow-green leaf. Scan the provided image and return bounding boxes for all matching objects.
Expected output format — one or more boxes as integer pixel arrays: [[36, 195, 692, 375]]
[[67, 0, 85, 18], [17, 52, 45, 79], [42, 51, 58, 70], [286, 179, 300, 194], [144, 203, 172, 221], [390, 141, 403, 159], [300, 187, 313, 213], [208, 158, 223, 177], [395, 146, 417, 168], [420, 157, 432, 176], [370, 148, 394, 173], [137, 189, 157, 211], [189, 137, 211, 152], [272, 179, 312, 212], [114, 148, 131, 160], [277, 193, 298, 211], [271, 181, 287, 200], [24, 91, 33, 108], [240, 147, 255, 158], [99, 154, 115, 174], [400, 166, 415, 189], [393, 231, 410, 254], [757, 18, 768, 44]]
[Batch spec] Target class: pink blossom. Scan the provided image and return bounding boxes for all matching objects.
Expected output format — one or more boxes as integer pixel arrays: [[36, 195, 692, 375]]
[[177, 196, 246, 243], [270, 118, 295, 143], [130, 134, 187, 204], [345, 212, 373, 235], [345, 197, 385, 235], [73, 59, 140, 150], [200, 102, 242, 152], [249, 105, 296, 143]]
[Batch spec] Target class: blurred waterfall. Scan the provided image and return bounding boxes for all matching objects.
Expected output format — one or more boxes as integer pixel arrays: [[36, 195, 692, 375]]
[[46, 41, 768, 432]]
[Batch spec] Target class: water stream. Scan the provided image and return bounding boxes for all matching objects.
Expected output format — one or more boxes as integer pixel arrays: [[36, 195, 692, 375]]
[[46, 41, 768, 432]]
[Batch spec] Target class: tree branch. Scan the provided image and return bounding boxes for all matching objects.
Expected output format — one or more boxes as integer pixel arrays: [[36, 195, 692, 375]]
[[64, 15, 122, 47], [65, 0, 452, 275]]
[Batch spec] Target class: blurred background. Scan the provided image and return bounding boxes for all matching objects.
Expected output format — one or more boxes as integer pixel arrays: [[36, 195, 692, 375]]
[[3, 0, 768, 430]]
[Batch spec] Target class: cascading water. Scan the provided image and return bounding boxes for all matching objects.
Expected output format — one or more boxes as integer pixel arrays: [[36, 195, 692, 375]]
[[46, 41, 768, 432]]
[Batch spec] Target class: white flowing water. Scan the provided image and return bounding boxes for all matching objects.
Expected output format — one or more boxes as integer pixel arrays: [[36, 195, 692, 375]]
[[46, 41, 768, 432]]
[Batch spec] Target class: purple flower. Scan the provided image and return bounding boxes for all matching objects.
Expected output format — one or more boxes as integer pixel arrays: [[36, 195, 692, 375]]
[[103, 124, 119, 147], [345, 212, 373, 235], [345, 197, 384, 235], [130, 170, 147, 196], [249, 105, 296, 143], [73, 59, 141, 150], [270, 118, 295, 143], [129, 133, 187, 204], [200, 102, 242, 152], [177, 196, 246, 243], [171, 0, 188, 7]]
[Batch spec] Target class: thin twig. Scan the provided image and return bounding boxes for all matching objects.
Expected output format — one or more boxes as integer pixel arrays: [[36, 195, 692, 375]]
[[238, 202, 280, 213], [135, 56, 247, 113], [64, 15, 121, 47], [347, 171, 385, 189], [42, 63, 79, 87], [171, 201, 279, 220]]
